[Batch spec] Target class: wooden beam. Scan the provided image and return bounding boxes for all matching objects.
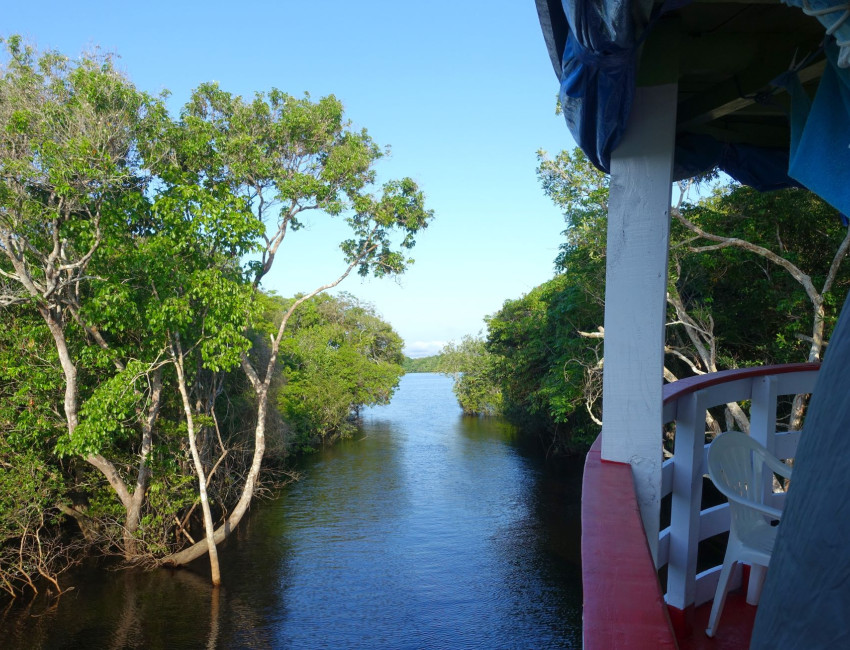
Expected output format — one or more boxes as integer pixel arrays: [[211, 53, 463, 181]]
[[677, 49, 825, 131], [637, 16, 680, 87]]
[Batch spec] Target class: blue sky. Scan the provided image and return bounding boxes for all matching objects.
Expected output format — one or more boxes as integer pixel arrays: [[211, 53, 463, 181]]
[[5, 1, 577, 357]]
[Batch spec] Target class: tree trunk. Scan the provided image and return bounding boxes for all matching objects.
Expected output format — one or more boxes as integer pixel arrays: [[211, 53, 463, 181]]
[[160, 261, 363, 567], [40, 307, 79, 435], [124, 368, 163, 557], [172, 340, 221, 586], [162, 387, 267, 567]]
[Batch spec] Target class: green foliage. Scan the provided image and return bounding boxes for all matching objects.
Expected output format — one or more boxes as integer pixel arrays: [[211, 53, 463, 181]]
[[673, 185, 849, 365], [0, 445, 63, 540], [0, 36, 433, 586], [0, 309, 65, 450], [58, 361, 152, 457], [486, 274, 602, 450], [0, 438, 68, 596], [133, 455, 197, 556], [485, 147, 850, 454], [438, 336, 503, 416], [537, 147, 609, 275], [275, 293, 404, 449], [402, 355, 443, 372], [174, 85, 433, 286]]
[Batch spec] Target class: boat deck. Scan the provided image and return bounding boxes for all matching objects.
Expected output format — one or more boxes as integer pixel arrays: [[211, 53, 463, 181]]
[[675, 591, 757, 650], [582, 433, 767, 649]]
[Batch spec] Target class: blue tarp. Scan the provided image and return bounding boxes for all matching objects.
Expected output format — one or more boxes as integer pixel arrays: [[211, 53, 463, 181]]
[[536, 0, 850, 212], [779, 42, 850, 215]]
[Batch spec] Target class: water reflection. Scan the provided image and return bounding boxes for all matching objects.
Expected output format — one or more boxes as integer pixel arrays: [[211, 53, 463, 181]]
[[2, 373, 582, 648]]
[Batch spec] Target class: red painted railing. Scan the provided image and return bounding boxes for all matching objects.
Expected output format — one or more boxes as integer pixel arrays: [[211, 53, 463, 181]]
[[582, 438, 677, 649]]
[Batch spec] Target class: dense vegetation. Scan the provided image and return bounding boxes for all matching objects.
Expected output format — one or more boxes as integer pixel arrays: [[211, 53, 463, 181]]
[[436, 335, 502, 416], [402, 354, 443, 372], [276, 293, 405, 450], [443, 149, 850, 454], [0, 39, 431, 596]]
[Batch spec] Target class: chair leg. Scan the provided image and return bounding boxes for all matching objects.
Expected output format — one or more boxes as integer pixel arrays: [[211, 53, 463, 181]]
[[746, 564, 767, 605], [706, 558, 736, 638]]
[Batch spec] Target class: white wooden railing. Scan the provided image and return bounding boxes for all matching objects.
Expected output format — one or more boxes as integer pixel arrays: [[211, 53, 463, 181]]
[[658, 363, 821, 612]]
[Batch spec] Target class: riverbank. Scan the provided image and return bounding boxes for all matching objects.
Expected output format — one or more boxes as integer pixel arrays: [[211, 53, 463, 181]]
[[2, 373, 583, 648]]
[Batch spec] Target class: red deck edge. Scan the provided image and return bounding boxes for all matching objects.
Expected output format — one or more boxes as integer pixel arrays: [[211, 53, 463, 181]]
[[662, 362, 820, 405], [582, 436, 678, 649]]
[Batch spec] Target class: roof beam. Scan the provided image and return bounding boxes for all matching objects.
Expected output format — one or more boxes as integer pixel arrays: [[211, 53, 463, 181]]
[[677, 46, 825, 131]]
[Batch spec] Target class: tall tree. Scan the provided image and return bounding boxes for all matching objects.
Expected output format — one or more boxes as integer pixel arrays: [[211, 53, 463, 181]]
[[159, 85, 433, 568], [0, 38, 169, 555], [0, 39, 434, 583]]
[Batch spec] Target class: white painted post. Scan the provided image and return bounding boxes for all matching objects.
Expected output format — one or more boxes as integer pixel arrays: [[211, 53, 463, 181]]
[[750, 376, 778, 451], [601, 83, 678, 562], [747, 375, 778, 606], [666, 391, 708, 609]]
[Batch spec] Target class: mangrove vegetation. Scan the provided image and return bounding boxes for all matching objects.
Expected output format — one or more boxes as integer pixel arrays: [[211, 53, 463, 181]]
[[0, 38, 431, 597], [440, 149, 850, 455]]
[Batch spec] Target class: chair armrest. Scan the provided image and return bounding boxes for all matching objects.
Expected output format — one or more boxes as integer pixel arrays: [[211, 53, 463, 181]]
[[762, 452, 793, 480]]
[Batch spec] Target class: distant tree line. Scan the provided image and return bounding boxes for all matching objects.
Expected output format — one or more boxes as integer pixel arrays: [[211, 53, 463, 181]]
[[402, 355, 443, 373], [442, 148, 850, 455], [0, 38, 431, 596]]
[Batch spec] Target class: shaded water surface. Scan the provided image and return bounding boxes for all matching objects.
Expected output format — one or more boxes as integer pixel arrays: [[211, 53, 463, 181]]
[[3, 373, 582, 648]]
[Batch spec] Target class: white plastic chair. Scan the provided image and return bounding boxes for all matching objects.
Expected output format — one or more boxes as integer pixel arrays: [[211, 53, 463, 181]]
[[705, 430, 792, 638]]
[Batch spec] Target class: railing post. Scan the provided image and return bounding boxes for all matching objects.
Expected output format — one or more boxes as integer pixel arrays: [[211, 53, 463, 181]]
[[747, 375, 778, 605], [666, 391, 705, 610], [750, 375, 778, 452]]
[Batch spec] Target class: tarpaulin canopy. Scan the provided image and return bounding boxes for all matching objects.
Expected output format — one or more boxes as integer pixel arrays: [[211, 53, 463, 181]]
[[535, 0, 850, 214]]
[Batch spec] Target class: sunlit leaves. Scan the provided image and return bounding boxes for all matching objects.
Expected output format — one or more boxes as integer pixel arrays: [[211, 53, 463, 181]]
[[58, 360, 152, 457], [275, 293, 404, 446], [438, 336, 503, 416]]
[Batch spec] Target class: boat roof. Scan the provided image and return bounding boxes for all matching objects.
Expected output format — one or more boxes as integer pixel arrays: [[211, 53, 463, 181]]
[[535, 0, 850, 212]]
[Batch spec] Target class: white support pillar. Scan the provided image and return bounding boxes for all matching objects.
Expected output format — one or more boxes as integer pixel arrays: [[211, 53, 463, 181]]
[[601, 83, 678, 562]]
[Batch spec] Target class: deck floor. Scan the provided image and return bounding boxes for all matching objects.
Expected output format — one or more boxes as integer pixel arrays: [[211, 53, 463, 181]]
[[676, 591, 757, 650]]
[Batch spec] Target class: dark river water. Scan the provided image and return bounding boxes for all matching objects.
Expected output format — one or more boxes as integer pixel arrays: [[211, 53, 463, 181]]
[[3, 373, 583, 648]]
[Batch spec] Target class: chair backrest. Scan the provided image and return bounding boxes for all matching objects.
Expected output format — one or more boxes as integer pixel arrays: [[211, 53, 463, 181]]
[[707, 431, 785, 535]]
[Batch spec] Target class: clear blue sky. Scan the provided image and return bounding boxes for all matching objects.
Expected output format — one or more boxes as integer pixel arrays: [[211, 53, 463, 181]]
[[5, 1, 577, 357]]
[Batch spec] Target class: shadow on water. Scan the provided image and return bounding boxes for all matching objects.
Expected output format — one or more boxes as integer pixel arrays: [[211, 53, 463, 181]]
[[1, 373, 583, 648]]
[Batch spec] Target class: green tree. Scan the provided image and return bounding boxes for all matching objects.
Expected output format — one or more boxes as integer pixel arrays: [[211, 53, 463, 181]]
[[673, 184, 850, 368], [671, 183, 850, 429], [160, 82, 433, 569], [486, 275, 602, 450], [438, 335, 503, 416], [274, 293, 404, 448], [402, 354, 443, 372], [0, 38, 434, 587], [0, 38, 171, 559]]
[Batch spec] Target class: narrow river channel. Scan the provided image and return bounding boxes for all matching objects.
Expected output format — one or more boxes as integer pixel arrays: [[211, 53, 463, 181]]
[[3, 373, 583, 649]]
